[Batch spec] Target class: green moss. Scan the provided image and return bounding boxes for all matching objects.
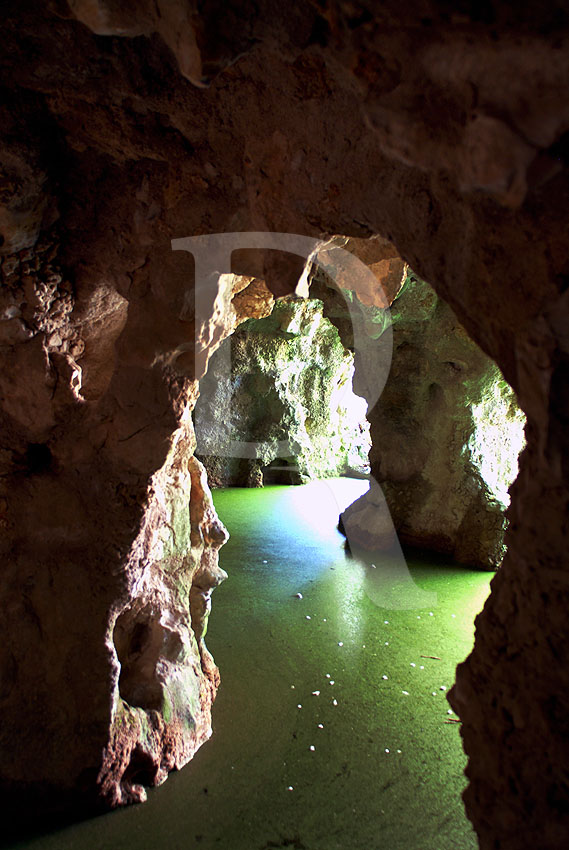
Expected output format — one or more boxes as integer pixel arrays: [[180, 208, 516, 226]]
[[195, 297, 370, 484]]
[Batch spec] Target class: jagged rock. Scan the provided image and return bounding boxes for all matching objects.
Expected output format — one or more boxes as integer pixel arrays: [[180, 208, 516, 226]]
[[194, 296, 369, 485], [341, 272, 525, 569]]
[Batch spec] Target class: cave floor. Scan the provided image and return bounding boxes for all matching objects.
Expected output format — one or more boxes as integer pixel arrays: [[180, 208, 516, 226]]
[[8, 478, 492, 850]]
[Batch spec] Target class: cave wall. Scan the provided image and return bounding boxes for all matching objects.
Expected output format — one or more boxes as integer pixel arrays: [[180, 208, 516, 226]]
[[340, 270, 525, 568], [0, 2, 569, 847], [195, 296, 370, 486]]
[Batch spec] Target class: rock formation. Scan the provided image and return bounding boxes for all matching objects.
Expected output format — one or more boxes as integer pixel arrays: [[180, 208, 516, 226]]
[[339, 270, 525, 568], [0, 3, 569, 848], [195, 296, 370, 486]]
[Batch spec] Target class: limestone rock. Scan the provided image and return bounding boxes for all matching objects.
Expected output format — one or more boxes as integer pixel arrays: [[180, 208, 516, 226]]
[[341, 272, 525, 569], [194, 297, 370, 486]]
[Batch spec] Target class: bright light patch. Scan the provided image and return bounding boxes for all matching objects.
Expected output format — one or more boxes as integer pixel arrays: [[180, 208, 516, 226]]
[[467, 375, 526, 507], [328, 361, 371, 475]]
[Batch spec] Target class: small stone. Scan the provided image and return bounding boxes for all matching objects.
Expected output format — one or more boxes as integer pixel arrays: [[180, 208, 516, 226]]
[[385, 642, 389, 645], [410, 663, 416, 667], [262, 560, 268, 564], [382, 675, 388, 680], [297, 704, 302, 709], [318, 723, 324, 728], [329, 680, 335, 685], [384, 620, 389, 624], [385, 748, 390, 753], [326, 673, 331, 678], [432, 692, 437, 696], [371, 563, 376, 569], [338, 641, 343, 646], [291, 685, 295, 689], [447, 709, 453, 715], [402, 690, 409, 695], [429, 612, 434, 616], [312, 690, 320, 696], [287, 786, 294, 791], [309, 745, 315, 751], [397, 749, 402, 754], [420, 665, 425, 669], [417, 616, 421, 619], [294, 592, 303, 599], [306, 615, 311, 620], [332, 699, 338, 706], [451, 614, 456, 618], [440, 685, 447, 691]]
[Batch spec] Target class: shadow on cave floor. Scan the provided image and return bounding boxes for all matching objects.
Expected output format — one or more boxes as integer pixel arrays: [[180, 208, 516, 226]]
[[4, 479, 492, 850]]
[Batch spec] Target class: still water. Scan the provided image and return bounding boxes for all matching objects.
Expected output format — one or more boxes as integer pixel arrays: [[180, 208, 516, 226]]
[[7, 479, 492, 850]]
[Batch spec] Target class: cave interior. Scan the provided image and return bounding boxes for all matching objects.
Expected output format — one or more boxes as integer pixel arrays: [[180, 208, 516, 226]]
[[1, 2, 569, 849]]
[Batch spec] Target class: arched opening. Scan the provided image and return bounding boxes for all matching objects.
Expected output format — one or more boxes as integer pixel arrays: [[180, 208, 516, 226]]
[[169, 240, 528, 848]]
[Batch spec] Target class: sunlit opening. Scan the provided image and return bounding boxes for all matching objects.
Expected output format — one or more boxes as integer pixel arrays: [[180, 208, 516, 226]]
[[467, 375, 526, 507]]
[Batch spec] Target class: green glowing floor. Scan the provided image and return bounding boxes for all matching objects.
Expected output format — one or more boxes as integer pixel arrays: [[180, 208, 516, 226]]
[[7, 479, 492, 850]]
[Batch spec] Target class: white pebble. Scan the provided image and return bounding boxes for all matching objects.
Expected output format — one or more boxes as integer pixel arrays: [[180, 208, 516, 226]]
[[306, 615, 311, 620], [432, 692, 437, 696], [417, 616, 421, 619], [309, 745, 315, 751], [440, 685, 447, 691], [323, 618, 327, 622], [420, 665, 424, 670], [332, 698, 338, 706], [402, 690, 409, 695], [291, 685, 295, 689], [385, 748, 390, 753], [329, 680, 335, 685], [396, 749, 402, 754], [429, 612, 434, 616], [447, 709, 453, 715], [384, 620, 389, 624], [312, 690, 320, 696], [371, 563, 377, 569], [410, 663, 416, 668], [451, 614, 456, 618], [287, 786, 294, 791], [382, 675, 388, 680], [262, 560, 268, 564], [297, 704, 302, 709], [338, 642, 343, 647], [294, 592, 303, 599], [318, 723, 324, 728], [326, 673, 331, 678]]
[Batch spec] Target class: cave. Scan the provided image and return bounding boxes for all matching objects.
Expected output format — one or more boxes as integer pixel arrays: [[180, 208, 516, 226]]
[[1, 2, 569, 849]]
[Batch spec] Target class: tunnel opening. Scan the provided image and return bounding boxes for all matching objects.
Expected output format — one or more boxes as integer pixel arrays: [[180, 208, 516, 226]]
[[194, 293, 372, 489], [194, 246, 526, 573], [175, 243, 528, 847]]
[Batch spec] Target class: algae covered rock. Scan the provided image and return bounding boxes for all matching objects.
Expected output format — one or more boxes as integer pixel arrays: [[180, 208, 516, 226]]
[[194, 297, 370, 486], [342, 272, 526, 569]]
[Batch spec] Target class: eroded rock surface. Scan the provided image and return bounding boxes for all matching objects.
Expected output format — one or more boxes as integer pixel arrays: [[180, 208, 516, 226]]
[[195, 296, 369, 486], [340, 272, 525, 568]]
